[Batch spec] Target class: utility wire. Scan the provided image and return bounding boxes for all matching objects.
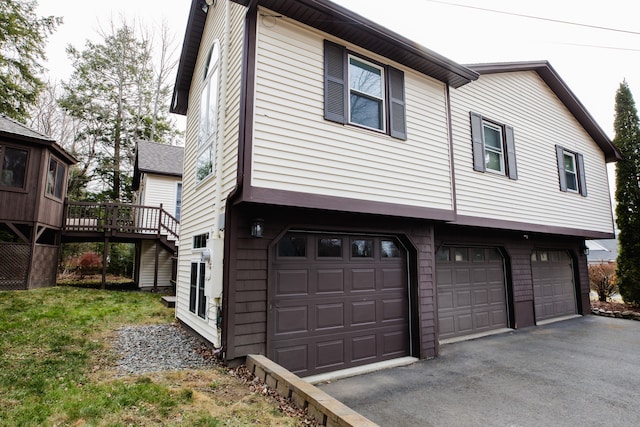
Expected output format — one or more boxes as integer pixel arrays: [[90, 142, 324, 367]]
[[425, 0, 640, 36]]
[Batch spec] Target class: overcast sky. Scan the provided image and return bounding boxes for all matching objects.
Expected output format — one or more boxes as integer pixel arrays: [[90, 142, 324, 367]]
[[37, 0, 640, 139]]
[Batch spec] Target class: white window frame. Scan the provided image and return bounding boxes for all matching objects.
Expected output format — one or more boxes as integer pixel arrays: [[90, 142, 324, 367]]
[[482, 121, 505, 174], [347, 55, 386, 132], [563, 152, 579, 192], [175, 182, 182, 220], [196, 41, 221, 184]]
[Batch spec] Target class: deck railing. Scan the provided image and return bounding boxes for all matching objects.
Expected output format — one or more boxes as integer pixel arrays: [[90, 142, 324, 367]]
[[63, 200, 179, 241]]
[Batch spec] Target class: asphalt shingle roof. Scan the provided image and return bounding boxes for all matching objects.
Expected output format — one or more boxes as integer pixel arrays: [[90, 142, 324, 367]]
[[136, 140, 184, 177], [0, 114, 55, 142]]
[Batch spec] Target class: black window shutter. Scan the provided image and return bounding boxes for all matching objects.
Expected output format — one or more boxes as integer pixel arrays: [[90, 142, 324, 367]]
[[470, 112, 485, 172], [577, 153, 587, 196], [505, 125, 518, 180], [556, 145, 567, 192], [324, 40, 347, 124], [388, 66, 407, 140]]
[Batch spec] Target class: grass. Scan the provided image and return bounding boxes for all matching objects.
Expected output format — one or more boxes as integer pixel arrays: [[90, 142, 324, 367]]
[[0, 287, 299, 426]]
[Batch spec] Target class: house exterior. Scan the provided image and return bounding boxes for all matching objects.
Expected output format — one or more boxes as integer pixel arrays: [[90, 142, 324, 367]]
[[132, 140, 183, 290], [171, 0, 619, 378], [0, 115, 75, 290]]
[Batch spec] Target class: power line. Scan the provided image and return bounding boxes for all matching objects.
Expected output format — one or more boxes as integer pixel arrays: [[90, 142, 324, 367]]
[[554, 42, 640, 52], [425, 0, 640, 36]]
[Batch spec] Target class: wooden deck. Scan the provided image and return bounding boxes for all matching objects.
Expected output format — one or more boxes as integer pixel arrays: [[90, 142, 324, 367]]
[[61, 200, 179, 289]]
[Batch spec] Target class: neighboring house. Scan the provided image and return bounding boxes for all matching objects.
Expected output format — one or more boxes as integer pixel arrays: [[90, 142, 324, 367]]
[[587, 239, 618, 265], [170, 0, 619, 378], [0, 114, 75, 290], [132, 140, 184, 290]]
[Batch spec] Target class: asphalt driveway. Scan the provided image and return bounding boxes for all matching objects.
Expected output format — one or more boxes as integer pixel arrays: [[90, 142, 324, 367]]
[[318, 316, 640, 426]]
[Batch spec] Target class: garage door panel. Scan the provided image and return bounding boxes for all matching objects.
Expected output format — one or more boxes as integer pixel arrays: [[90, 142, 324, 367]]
[[438, 291, 454, 310], [271, 234, 409, 377], [532, 250, 576, 322], [455, 268, 470, 284], [352, 269, 376, 291], [473, 288, 489, 305], [276, 270, 309, 295], [457, 314, 473, 333], [456, 290, 471, 308], [474, 311, 490, 328], [317, 269, 344, 293]]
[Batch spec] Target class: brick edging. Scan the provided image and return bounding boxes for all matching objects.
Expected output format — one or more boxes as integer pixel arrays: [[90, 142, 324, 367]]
[[246, 355, 379, 427]]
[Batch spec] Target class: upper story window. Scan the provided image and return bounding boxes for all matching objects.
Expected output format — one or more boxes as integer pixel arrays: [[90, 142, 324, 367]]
[[0, 145, 28, 189], [196, 41, 220, 183], [556, 145, 587, 196], [470, 112, 518, 180], [175, 182, 182, 220], [46, 156, 66, 199], [324, 40, 407, 140]]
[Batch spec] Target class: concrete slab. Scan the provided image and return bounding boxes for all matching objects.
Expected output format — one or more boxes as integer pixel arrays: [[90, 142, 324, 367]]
[[318, 316, 640, 427]]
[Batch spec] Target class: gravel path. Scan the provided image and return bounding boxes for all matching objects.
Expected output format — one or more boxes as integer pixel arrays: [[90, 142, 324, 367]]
[[112, 324, 215, 375]]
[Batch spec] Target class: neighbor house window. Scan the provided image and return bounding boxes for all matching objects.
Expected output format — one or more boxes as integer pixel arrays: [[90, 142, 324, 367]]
[[0, 145, 28, 189], [175, 182, 182, 220], [324, 40, 407, 140], [46, 156, 66, 199], [196, 41, 220, 183], [470, 112, 517, 179], [556, 145, 587, 196], [189, 261, 207, 319]]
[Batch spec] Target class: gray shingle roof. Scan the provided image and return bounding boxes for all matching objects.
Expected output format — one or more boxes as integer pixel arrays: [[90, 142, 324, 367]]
[[135, 140, 184, 177], [0, 114, 55, 142]]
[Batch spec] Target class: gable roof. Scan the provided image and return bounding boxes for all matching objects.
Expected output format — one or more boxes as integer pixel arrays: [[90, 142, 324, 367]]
[[171, 0, 478, 115], [0, 114, 76, 164], [133, 140, 184, 190], [466, 61, 621, 163]]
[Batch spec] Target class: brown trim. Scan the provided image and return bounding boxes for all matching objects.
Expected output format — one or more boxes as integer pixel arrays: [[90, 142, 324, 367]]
[[244, 186, 456, 222], [237, 5, 258, 195], [454, 214, 615, 239], [445, 85, 457, 216], [467, 61, 621, 162]]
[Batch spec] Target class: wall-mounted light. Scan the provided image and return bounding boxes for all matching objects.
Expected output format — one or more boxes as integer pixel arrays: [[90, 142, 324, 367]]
[[201, 0, 215, 13], [583, 246, 590, 256], [250, 218, 264, 238]]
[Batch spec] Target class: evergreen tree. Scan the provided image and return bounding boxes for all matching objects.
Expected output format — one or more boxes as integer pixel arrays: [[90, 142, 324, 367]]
[[0, 0, 60, 122], [613, 81, 640, 305]]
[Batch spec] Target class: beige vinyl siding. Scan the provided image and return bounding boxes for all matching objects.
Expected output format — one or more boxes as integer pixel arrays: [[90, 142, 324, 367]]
[[450, 71, 614, 234], [175, 1, 245, 346], [138, 174, 181, 220], [138, 240, 173, 289], [251, 10, 453, 211]]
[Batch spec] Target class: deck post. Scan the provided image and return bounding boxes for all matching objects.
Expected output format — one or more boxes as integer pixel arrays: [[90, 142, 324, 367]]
[[101, 237, 109, 289]]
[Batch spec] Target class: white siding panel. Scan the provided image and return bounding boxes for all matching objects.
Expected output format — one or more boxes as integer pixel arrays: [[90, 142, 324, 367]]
[[138, 240, 173, 289], [450, 71, 614, 234], [139, 174, 181, 219], [251, 13, 453, 211]]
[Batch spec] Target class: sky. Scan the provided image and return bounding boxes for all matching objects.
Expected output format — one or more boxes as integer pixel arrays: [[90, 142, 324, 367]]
[[36, 0, 640, 140]]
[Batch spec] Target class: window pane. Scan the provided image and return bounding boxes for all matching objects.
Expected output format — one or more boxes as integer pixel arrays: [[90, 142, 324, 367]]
[[198, 262, 206, 318], [349, 58, 382, 97], [207, 68, 219, 138], [483, 124, 502, 150], [566, 171, 578, 191], [196, 148, 213, 182], [381, 240, 401, 258], [46, 158, 56, 195], [485, 150, 504, 172], [487, 248, 502, 261], [318, 238, 342, 257], [189, 263, 197, 313], [352, 239, 373, 258], [436, 247, 450, 262], [350, 94, 383, 129], [1, 147, 27, 188], [454, 248, 468, 262], [278, 235, 307, 257], [198, 86, 209, 147], [472, 248, 485, 262], [539, 251, 548, 262], [55, 162, 65, 198], [564, 154, 576, 172], [175, 183, 182, 220]]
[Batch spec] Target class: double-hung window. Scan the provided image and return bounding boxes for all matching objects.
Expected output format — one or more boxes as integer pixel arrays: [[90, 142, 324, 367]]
[[196, 41, 220, 183], [556, 145, 587, 196], [0, 145, 28, 189], [470, 112, 518, 179], [324, 40, 407, 140]]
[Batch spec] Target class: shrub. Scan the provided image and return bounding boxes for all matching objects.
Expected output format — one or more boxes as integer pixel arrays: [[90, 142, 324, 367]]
[[589, 264, 617, 302], [67, 252, 103, 278]]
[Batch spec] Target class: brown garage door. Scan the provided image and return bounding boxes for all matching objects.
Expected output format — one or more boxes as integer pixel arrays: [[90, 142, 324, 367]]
[[270, 233, 410, 377], [436, 246, 508, 340], [531, 250, 576, 322]]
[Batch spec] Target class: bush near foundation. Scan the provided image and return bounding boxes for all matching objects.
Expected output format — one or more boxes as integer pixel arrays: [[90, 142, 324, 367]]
[[589, 264, 617, 302]]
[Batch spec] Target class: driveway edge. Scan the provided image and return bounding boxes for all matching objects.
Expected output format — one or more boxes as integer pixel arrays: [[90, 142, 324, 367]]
[[246, 354, 379, 427]]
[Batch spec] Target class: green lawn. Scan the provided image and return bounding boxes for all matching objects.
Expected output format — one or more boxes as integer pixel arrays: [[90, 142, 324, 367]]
[[0, 287, 298, 426]]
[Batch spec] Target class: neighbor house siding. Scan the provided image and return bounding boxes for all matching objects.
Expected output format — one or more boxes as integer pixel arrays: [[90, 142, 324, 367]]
[[250, 10, 453, 212], [138, 174, 181, 221], [176, 1, 246, 346], [449, 71, 613, 235]]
